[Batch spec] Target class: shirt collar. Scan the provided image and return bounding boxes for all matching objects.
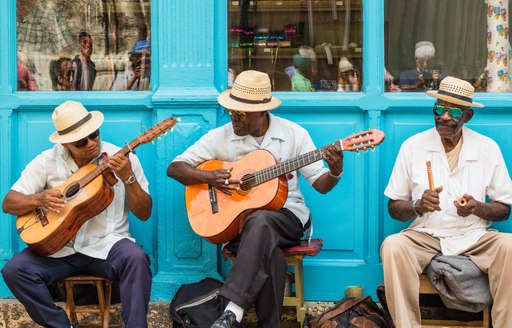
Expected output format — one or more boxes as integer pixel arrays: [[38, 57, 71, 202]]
[[228, 113, 286, 142], [426, 126, 478, 160]]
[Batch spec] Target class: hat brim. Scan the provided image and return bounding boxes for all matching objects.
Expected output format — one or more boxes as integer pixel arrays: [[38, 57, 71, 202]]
[[218, 89, 281, 112], [49, 111, 104, 144], [427, 90, 484, 108]]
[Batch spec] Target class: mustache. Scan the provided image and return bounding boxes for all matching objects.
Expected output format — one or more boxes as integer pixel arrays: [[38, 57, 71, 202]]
[[436, 121, 457, 128]]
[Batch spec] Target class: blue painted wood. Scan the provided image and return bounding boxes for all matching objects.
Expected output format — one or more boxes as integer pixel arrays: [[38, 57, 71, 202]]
[[0, 0, 511, 303]]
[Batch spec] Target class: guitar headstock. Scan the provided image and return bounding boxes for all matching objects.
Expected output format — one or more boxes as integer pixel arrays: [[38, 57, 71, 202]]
[[137, 117, 180, 145], [341, 129, 385, 152]]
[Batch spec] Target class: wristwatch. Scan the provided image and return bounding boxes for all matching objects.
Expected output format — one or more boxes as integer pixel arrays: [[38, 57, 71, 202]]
[[122, 175, 136, 185]]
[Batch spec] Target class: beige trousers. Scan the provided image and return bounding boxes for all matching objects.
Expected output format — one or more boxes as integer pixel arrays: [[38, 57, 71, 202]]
[[380, 230, 512, 328]]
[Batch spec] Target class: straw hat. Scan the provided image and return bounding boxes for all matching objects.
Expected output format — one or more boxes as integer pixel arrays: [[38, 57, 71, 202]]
[[338, 57, 354, 73], [427, 76, 484, 108], [218, 70, 281, 112], [49, 100, 104, 143]]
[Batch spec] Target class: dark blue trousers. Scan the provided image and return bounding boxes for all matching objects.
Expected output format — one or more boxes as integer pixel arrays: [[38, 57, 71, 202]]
[[1, 238, 152, 328], [220, 208, 305, 328]]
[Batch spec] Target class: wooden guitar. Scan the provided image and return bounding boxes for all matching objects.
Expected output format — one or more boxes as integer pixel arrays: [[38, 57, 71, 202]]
[[185, 129, 385, 244], [16, 117, 179, 256]]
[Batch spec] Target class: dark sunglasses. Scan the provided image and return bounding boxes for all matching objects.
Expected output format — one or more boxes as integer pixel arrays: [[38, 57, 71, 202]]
[[225, 108, 248, 120], [433, 105, 465, 119], [72, 130, 100, 148]]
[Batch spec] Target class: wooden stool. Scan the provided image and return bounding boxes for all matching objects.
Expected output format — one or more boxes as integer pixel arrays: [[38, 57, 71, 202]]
[[419, 274, 490, 328], [223, 238, 323, 327], [62, 275, 115, 328]]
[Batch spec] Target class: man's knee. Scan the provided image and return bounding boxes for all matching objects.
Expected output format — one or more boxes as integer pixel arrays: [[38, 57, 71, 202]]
[[496, 233, 512, 253], [381, 233, 410, 260]]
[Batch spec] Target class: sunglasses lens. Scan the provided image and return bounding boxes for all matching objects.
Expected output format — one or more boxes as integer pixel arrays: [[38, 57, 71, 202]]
[[449, 108, 463, 119], [73, 130, 99, 148], [74, 138, 88, 148], [433, 105, 445, 116]]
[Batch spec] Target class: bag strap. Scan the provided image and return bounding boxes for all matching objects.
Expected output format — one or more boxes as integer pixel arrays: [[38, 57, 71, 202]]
[[315, 296, 372, 325]]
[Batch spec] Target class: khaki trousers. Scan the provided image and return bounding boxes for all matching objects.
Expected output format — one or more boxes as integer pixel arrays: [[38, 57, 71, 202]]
[[380, 230, 512, 328]]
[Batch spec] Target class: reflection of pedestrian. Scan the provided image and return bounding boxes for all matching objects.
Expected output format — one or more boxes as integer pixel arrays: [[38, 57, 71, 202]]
[[399, 41, 444, 92], [291, 54, 314, 92], [337, 57, 360, 92], [71, 32, 96, 91], [111, 40, 151, 91], [17, 61, 38, 91], [17, 0, 74, 90], [50, 57, 73, 91]]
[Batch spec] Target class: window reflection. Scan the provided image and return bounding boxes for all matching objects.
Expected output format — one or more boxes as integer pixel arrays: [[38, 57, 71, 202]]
[[17, 0, 151, 91], [228, 0, 363, 92], [386, 0, 511, 93]]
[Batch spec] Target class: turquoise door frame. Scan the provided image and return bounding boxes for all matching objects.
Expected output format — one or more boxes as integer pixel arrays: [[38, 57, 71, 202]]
[[1, 0, 511, 302]]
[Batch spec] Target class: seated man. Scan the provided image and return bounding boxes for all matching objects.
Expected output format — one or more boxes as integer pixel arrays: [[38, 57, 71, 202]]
[[167, 70, 344, 328], [1, 100, 153, 328], [381, 76, 512, 327]]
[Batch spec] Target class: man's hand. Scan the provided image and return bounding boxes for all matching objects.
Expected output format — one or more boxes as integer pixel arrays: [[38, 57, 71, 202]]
[[416, 186, 443, 214], [322, 143, 344, 177], [206, 168, 240, 195], [107, 153, 133, 182], [38, 189, 65, 213], [454, 193, 477, 217]]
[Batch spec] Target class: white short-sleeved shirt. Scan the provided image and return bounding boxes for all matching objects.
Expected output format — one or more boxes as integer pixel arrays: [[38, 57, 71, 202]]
[[11, 141, 149, 259], [173, 113, 329, 226], [385, 127, 512, 255]]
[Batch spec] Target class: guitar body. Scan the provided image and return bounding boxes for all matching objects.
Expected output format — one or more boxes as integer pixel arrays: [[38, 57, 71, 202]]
[[16, 164, 114, 256], [185, 149, 288, 244]]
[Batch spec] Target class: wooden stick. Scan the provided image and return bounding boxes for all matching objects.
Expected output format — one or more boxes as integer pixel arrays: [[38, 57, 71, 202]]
[[426, 161, 434, 190]]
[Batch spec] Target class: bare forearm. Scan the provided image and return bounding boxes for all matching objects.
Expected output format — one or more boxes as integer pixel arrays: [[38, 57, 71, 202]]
[[473, 200, 510, 222], [125, 183, 152, 221], [388, 199, 417, 222], [167, 161, 212, 185], [312, 172, 340, 194], [2, 190, 41, 216]]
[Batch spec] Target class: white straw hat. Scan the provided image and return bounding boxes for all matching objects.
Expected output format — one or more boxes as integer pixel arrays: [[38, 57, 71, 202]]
[[49, 100, 104, 143], [218, 70, 281, 112], [427, 76, 484, 108]]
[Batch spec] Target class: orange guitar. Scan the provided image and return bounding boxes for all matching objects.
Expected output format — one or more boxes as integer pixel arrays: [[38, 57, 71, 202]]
[[16, 117, 179, 256], [185, 129, 385, 244]]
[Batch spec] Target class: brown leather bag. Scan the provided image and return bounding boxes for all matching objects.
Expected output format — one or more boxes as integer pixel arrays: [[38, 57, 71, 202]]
[[308, 296, 390, 328]]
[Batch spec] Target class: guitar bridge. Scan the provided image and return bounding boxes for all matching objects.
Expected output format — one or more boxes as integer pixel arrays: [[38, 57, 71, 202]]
[[208, 185, 218, 214], [35, 207, 49, 227]]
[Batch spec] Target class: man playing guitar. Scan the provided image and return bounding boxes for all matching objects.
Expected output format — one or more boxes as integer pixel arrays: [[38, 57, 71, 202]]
[[1, 100, 153, 328], [167, 70, 344, 328]]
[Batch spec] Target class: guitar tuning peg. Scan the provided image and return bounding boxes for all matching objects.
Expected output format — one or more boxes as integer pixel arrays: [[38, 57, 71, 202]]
[[177, 117, 182, 122], [363, 148, 368, 152], [151, 140, 155, 145], [372, 147, 375, 152], [356, 150, 360, 155], [171, 127, 175, 132], [164, 131, 168, 136], [158, 136, 162, 140]]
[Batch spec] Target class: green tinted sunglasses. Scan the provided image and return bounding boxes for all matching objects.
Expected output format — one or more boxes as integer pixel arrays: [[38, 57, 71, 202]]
[[433, 105, 464, 119]]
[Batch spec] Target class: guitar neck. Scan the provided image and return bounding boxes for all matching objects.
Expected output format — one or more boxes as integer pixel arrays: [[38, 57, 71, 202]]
[[78, 140, 140, 187], [252, 142, 338, 186]]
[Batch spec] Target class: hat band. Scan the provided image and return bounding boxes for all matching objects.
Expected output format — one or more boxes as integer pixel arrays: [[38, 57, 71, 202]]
[[57, 113, 92, 135], [437, 89, 473, 104], [230, 93, 272, 104]]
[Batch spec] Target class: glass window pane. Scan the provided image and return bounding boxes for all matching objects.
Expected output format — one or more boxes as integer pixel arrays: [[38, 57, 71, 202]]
[[17, 0, 151, 91], [228, 0, 363, 92], [385, 0, 511, 93]]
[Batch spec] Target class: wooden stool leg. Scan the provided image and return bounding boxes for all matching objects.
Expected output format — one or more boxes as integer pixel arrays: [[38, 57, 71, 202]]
[[103, 280, 112, 328], [294, 258, 306, 326], [65, 281, 78, 325], [95, 280, 106, 327]]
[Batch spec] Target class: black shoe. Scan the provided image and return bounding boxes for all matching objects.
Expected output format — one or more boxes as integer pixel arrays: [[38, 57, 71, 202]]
[[211, 310, 239, 328]]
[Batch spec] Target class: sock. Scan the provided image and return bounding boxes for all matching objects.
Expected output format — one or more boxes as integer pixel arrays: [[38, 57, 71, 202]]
[[225, 301, 244, 322]]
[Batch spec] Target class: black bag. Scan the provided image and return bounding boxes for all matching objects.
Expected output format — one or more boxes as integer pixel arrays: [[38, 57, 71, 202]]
[[307, 296, 391, 328], [169, 277, 226, 328]]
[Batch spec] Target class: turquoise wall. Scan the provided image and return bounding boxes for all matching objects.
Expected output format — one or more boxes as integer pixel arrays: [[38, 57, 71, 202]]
[[1, 0, 511, 303]]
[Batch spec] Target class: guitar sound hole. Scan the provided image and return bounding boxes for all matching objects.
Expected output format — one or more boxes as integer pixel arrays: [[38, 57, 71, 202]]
[[240, 174, 254, 192], [65, 183, 80, 198]]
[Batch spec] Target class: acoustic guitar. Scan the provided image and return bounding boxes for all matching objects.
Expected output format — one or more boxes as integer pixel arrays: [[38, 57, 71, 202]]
[[16, 117, 179, 256], [185, 129, 385, 244]]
